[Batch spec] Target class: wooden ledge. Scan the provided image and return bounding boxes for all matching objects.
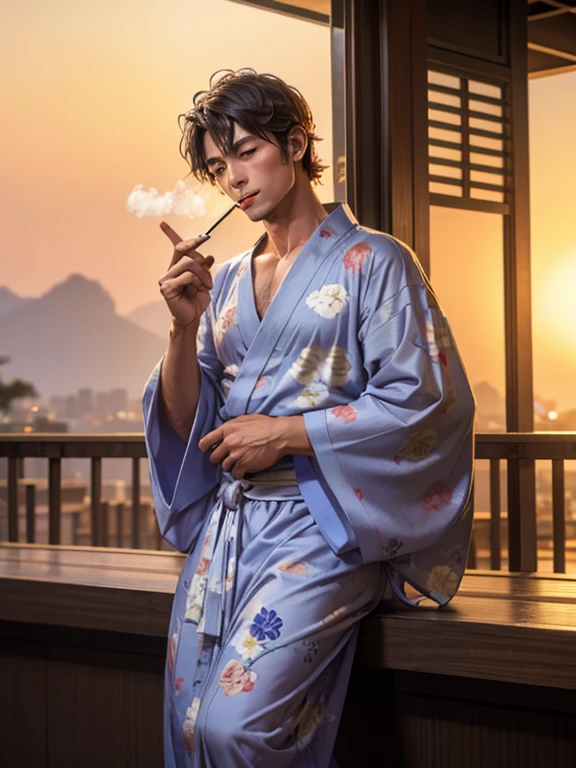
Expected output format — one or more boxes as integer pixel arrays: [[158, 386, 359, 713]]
[[2, 545, 576, 689], [359, 571, 576, 690], [0, 543, 182, 638]]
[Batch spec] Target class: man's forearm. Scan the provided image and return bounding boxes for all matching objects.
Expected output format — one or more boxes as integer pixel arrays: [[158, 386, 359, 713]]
[[159, 318, 202, 443]]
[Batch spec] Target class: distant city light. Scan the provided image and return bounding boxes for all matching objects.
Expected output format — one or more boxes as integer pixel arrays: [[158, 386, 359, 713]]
[[548, 411, 558, 420], [24, 425, 33, 433], [30, 406, 39, 412]]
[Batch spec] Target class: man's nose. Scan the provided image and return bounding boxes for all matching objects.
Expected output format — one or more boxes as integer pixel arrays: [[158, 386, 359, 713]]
[[228, 160, 247, 190]]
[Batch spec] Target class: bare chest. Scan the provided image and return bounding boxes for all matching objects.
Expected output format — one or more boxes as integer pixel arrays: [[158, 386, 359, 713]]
[[252, 250, 301, 320]]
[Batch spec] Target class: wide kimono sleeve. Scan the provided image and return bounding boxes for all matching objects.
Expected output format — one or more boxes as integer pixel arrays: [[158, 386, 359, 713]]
[[295, 239, 476, 606], [141, 291, 225, 553]]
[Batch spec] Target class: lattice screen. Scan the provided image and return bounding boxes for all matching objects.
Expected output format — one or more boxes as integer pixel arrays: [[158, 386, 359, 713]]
[[428, 70, 511, 208]]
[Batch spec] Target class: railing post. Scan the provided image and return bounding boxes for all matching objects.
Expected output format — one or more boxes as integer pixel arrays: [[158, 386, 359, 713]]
[[48, 457, 61, 545], [507, 455, 537, 572], [116, 502, 124, 548], [552, 459, 566, 574], [25, 483, 36, 544], [131, 457, 141, 549], [101, 501, 109, 548], [91, 457, 102, 547], [489, 458, 501, 571], [7, 456, 19, 543]]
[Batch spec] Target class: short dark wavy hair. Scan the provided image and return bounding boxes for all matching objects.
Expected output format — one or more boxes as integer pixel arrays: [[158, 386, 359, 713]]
[[178, 68, 328, 186]]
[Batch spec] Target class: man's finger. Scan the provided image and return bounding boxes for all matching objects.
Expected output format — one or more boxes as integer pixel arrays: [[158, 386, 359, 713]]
[[160, 221, 183, 246], [208, 443, 228, 466], [199, 428, 222, 452], [232, 463, 246, 480]]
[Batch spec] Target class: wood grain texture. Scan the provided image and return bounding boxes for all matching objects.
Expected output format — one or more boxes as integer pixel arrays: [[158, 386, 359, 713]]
[[2, 547, 576, 690], [0, 637, 48, 768], [46, 644, 164, 768], [335, 668, 576, 768], [0, 544, 181, 637]]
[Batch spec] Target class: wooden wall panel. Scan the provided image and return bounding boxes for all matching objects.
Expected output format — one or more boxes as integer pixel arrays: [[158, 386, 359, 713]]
[[46, 644, 164, 768], [0, 637, 47, 768], [335, 669, 576, 768]]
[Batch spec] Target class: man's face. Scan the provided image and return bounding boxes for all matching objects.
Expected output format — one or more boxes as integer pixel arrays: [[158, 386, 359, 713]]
[[203, 123, 296, 222]]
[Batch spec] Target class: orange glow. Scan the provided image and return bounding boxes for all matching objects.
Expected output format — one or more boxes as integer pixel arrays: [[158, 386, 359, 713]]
[[533, 255, 576, 354]]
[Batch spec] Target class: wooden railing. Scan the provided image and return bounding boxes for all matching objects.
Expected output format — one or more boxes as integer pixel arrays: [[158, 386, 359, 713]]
[[1, 432, 575, 570], [0, 435, 149, 549], [475, 433, 576, 573]]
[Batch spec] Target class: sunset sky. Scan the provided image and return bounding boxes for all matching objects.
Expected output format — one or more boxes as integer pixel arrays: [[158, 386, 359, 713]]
[[1, 0, 574, 413]]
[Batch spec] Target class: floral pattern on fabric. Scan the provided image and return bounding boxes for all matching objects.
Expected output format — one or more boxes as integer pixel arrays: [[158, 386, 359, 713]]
[[343, 242, 371, 272], [219, 659, 258, 696], [441, 383, 458, 414], [306, 284, 348, 319], [196, 313, 208, 354], [394, 429, 438, 463], [168, 631, 178, 674], [231, 606, 285, 671], [290, 346, 351, 388], [322, 605, 347, 627], [214, 305, 237, 347], [331, 404, 357, 424], [378, 294, 399, 324], [426, 319, 453, 364], [225, 555, 236, 593], [302, 640, 319, 663], [183, 697, 201, 756], [420, 481, 453, 513], [298, 699, 325, 747], [185, 521, 219, 623], [382, 537, 403, 557], [426, 564, 459, 598], [278, 561, 309, 576], [221, 364, 239, 398], [294, 382, 329, 408], [442, 544, 466, 566], [251, 607, 283, 642]]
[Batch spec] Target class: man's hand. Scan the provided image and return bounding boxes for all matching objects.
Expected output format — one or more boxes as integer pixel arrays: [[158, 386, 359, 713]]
[[158, 222, 215, 328], [199, 415, 287, 479]]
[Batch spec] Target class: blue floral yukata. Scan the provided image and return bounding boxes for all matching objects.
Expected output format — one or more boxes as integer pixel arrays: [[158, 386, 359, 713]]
[[142, 202, 476, 767]]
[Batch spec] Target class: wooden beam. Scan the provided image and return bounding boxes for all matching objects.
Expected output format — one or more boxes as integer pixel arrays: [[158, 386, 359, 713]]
[[528, 41, 576, 62], [505, 0, 537, 571], [344, 0, 429, 269], [529, 62, 576, 77]]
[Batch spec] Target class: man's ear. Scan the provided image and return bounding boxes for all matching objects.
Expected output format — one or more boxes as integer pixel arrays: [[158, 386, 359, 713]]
[[287, 125, 308, 164]]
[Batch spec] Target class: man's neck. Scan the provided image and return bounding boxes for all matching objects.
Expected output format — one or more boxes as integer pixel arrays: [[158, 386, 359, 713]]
[[261, 177, 329, 261]]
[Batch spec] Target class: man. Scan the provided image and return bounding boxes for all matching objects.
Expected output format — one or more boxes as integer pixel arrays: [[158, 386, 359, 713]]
[[142, 68, 475, 767]]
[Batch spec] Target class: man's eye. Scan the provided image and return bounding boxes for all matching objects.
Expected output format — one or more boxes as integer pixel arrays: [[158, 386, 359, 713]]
[[241, 149, 256, 158], [214, 167, 226, 176]]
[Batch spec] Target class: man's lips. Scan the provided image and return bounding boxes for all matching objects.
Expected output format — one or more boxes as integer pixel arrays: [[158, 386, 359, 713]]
[[238, 193, 259, 209]]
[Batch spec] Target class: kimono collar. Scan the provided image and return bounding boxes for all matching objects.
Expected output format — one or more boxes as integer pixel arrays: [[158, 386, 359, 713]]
[[305, 200, 359, 253], [248, 201, 358, 259], [297, 200, 358, 252], [224, 202, 359, 420]]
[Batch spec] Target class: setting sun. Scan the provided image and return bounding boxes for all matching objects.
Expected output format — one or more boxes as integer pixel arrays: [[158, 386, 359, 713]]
[[534, 255, 576, 352]]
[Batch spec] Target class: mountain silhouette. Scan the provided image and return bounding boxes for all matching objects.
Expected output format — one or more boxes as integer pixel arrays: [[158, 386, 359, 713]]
[[0, 286, 33, 317], [0, 274, 167, 399], [126, 299, 172, 339]]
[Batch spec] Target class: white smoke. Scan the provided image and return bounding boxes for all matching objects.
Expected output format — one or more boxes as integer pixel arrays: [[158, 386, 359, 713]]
[[125, 180, 205, 218]]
